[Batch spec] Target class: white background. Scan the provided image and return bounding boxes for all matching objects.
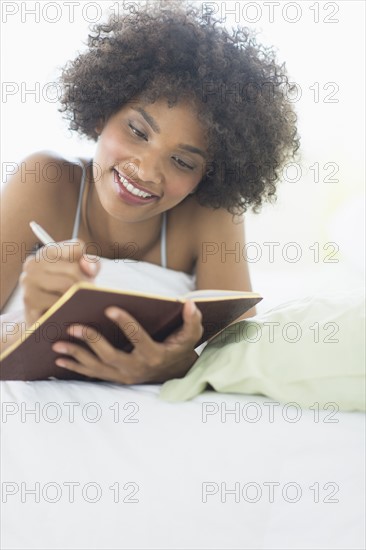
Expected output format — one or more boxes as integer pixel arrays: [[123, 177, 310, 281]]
[[1, 0, 365, 310]]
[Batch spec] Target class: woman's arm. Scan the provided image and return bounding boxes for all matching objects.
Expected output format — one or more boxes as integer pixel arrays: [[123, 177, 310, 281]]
[[193, 204, 257, 320], [0, 151, 71, 311]]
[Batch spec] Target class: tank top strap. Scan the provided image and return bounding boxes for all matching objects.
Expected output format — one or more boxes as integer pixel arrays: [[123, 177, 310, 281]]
[[70, 158, 87, 240], [160, 210, 167, 269]]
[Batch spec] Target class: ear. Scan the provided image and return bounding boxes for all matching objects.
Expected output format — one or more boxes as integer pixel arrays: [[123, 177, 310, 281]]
[[94, 118, 104, 136]]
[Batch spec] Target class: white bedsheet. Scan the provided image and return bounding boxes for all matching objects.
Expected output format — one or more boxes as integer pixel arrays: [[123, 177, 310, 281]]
[[1, 258, 365, 548], [1, 380, 365, 549]]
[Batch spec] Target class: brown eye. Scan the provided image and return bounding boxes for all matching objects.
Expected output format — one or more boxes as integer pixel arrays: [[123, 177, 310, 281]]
[[172, 156, 194, 170], [128, 123, 147, 140]]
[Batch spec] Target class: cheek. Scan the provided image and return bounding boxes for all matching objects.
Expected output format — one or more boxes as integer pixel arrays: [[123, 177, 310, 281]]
[[165, 174, 198, 199], [98, 129, 131, 160]]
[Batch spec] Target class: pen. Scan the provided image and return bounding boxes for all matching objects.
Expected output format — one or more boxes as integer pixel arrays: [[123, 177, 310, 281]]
[[29, 221, 56, 245]]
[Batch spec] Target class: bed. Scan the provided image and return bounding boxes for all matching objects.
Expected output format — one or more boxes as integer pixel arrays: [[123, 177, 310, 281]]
[[1, 260, 365, 549], [1, 380, 365, 549]]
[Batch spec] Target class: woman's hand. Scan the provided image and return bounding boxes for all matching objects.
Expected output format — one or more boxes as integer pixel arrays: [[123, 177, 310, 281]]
[[20, 239, 100, 329], [52, 300, 204, 384]]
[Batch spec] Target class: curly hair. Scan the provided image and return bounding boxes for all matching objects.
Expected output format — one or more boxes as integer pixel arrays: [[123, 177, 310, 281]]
[[58, 0, 300, 216]]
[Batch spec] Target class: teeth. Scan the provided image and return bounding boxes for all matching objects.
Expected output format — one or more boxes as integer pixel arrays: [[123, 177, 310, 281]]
[[116, 171, 154, 198]]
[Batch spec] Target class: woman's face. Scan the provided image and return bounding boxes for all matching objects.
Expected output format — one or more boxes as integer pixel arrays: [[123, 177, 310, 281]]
[[92, 97, 208, 221]]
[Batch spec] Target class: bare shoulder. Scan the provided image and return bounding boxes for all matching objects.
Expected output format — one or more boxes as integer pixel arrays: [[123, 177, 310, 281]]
[[12, 150, 85, 238], [178, 196, 252, 293], [0, 150, 84, 309], [178, 194, 245, 253]]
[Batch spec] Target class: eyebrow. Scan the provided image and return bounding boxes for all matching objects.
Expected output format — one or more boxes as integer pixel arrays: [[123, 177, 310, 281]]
[[131, 106, 208, 160], [177, 143, 208, 160], [132, 107, 160, 133]]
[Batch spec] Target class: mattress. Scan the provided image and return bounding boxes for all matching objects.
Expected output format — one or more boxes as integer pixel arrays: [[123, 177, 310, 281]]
[[1, 380, 364, 549]]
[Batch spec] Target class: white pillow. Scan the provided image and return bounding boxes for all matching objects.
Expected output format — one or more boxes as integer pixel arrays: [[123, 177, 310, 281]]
[[160, 288, 365, 411]]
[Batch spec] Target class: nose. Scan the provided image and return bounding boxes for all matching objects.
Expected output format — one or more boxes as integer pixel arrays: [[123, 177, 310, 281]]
[[125, 150, 163, 186]]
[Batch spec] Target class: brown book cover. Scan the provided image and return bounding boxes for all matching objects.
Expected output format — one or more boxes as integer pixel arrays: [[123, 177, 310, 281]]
[[0, 282, 262, 381]]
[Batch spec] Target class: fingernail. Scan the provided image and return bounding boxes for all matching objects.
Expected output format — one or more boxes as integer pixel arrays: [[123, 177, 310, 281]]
[[67, 325, 83, 337], [87, 259, 99, 275], [83, 254, 99, 269], [105, 308, 119, 319], [189, 301, 197, 315], [53, 343, 68, 353]]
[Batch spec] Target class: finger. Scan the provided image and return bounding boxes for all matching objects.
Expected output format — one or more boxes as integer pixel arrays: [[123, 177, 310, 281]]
[[105, 307, 162, 363], [66, 324, 128, 368], [53, 341, 112, 378], [75, 238, 101, 278], [164, 300, 204, 347], [24, 245, 93, 283], [34, 239, 84, 263], [65, 321, 161, 384], [20, 270, 82, 296], [20, 268, 85, 316], [20, 278, 60, 316], [55, 356, 119, 382], [79, 254, 101, 278], [53, 343, 128, 383], [35, 238, 98, 280]]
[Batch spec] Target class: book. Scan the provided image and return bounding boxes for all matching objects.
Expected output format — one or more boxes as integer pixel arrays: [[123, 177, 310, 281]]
[[0, 282, 262, 381]]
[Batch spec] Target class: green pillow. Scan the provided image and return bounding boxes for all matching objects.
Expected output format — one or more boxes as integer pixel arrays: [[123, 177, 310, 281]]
[[160, 288, 365, 411]]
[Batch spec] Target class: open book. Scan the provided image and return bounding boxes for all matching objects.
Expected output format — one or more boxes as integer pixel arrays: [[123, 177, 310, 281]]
[[0, 282, 262, 381]]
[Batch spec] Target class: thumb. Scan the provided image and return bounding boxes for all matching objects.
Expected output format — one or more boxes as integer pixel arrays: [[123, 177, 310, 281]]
[[183, 300, 203, 336], [80, 254, 101, 277], [165, 300, 203, 347], [183, 300, 200, 320]]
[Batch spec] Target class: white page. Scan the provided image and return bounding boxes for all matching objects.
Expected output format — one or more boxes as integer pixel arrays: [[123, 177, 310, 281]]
[[184, 289, 259, 299]]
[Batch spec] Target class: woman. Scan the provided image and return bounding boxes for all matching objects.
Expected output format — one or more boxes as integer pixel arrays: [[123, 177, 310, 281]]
[[0, 1, 299, 383]]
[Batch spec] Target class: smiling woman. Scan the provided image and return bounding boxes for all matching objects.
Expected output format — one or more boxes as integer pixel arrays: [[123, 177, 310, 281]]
[[0, 0, 299, 384]]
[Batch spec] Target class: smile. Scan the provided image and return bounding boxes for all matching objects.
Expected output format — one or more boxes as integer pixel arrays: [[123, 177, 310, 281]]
[[114, 169, 158, 199], [112, 169, 160, 206]]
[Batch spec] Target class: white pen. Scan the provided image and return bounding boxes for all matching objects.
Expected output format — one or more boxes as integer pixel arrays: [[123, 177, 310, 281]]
[[29, 221, 56, 245]]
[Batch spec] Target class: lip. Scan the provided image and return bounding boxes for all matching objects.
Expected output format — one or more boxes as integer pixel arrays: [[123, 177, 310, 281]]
[[113, 170, 160, 205], [114, 169, 160, 197]]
